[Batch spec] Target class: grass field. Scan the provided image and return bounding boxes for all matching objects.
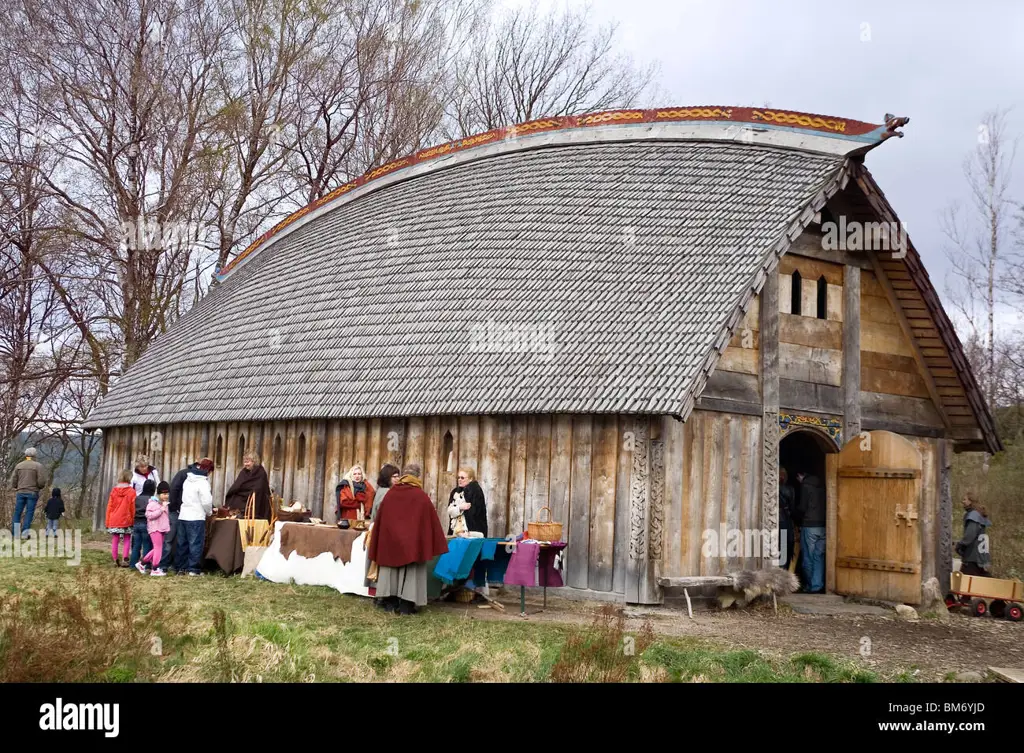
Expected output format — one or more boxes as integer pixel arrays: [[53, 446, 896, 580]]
[[0, 545, 887, 684]]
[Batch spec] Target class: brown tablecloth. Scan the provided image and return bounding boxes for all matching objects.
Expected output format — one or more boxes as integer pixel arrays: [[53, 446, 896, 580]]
[[204, 518, 245, 574], [279, 523, 363, 564]]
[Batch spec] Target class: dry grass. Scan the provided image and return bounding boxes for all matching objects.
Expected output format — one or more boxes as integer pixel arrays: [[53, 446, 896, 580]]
[[0, 548, 886, 683], [0, 564, 187, 682], [549, 604, 657, 682]]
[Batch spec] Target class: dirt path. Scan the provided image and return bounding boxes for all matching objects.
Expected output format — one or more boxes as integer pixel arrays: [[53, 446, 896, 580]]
[[433, 592, 1024, 681]]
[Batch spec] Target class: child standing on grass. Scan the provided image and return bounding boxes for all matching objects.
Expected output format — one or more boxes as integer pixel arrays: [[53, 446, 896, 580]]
[[44, 487, 65, 536], [140, 481, 171, 576], [105, 471, 135, 566]]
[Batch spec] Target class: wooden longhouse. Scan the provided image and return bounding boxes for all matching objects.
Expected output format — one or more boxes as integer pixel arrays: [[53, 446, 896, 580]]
[[83, 106, 1002, 606]]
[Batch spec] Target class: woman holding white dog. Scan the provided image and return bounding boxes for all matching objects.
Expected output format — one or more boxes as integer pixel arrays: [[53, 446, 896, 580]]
[[446, 466, 487, 537]]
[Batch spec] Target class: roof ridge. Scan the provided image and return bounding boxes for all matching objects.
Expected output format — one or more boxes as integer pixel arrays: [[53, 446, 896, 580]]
[[214, 106, 907, 282]]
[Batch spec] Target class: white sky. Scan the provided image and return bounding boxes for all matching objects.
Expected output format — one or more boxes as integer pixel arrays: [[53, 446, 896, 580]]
[[507, 0, 1024, 334]]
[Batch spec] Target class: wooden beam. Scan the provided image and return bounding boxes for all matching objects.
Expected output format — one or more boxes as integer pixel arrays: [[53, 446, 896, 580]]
[[311, 419, 328, 519], [657, 576, 733, 588], [866, 252, 954, 434], [693, 396, 762, 417], [842, 265, 861, 445], [759, 263, 780, 566]]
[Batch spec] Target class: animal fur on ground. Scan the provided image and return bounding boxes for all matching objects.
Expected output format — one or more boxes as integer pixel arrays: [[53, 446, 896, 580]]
[[717, 568, 799, 609]]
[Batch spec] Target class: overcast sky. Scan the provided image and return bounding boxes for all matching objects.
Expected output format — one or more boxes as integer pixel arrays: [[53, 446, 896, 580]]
[[515, 0, 1024, 334]]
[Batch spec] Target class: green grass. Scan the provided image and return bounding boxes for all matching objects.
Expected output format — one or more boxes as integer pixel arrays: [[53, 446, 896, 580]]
[[0, 548, 891, 683]]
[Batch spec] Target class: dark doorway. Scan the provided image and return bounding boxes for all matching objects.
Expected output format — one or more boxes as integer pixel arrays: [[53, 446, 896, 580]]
[[778, 430, 831, 594]]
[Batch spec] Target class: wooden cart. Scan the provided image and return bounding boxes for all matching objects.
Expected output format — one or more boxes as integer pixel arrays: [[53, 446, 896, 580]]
[[945, 571, 1024, 621]]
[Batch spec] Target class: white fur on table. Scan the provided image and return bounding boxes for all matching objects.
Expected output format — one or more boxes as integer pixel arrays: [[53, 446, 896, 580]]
[[254, 521, 371, 597]]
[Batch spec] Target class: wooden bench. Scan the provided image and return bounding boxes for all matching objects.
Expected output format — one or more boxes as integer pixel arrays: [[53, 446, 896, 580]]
[[657, 576, 733, 618]]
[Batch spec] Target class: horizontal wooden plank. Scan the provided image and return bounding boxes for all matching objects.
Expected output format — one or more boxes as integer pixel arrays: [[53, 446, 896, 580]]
[[836, 557, 919, 574], [860, 391, 944, 428], [716, 345, 759, 375], [860, 350, 919, 374], [859, 418, 946, 439], [779, 342, 842, 386], [838, 468, 921, 478], [693, 396, 762, 417], [658, 576, 733, 588], [861, 365, 930, 399], [827, 284, 843, 321], [861, 319, 914, 357], [783, 234, 874, 269], [779, 254, 844, 285], [780, 313, 842, 350], [729, 329, 760, 349], [779, 378, 843, 415], [701, 370, 761, 404]]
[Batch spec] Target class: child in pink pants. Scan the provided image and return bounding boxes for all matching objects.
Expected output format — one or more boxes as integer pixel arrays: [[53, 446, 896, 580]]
[[141, 481, 171, 576]]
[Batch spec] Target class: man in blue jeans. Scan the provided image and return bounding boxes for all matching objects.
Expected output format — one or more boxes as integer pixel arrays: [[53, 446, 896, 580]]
[[164, 460, 199, 573], [796, 471, 826, 594], [174, 458, 214, 576], [9, 447, 48, 539]]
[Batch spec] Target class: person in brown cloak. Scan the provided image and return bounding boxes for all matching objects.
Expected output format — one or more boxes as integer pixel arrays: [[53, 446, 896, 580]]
[[223, 450, 272, 519]]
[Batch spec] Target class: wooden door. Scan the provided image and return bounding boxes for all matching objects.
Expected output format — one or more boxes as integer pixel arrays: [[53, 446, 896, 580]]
[[835, 430, 922, 604]]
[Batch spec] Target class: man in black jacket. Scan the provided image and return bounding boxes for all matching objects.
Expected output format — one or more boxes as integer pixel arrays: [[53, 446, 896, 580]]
[[796, 471, 826, 593], [165, 461, 199, 573]]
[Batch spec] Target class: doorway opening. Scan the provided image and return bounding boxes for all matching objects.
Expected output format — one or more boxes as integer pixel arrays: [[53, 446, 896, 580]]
[[778, 429, 835, 594]]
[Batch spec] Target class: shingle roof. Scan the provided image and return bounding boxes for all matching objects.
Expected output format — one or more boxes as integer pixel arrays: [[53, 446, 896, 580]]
[[84, 136, 852, 428]]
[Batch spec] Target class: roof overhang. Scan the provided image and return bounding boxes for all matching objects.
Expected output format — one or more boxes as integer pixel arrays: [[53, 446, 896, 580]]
[[215, 106, 907, 283]]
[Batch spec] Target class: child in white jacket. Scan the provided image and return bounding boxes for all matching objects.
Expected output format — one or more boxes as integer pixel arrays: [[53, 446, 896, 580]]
[[174, 459, 215, 576]]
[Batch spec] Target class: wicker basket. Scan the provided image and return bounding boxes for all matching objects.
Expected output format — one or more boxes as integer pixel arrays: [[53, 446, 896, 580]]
[[454, 588, 476, 603], [276, 508, 312, 523], [527, 506, 563, 542]]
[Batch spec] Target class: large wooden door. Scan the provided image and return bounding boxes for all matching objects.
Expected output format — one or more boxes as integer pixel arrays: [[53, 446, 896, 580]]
[[835, 430, 922, 604]]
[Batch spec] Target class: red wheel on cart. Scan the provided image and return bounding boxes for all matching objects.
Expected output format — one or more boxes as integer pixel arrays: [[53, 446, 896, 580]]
[[1007, 603, 1023, 622], [944, 593, 959, 609], [971, 598, 987, 617]]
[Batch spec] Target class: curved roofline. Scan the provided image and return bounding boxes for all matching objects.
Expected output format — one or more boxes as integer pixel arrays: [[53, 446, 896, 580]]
[[215, 105, 908, 282]]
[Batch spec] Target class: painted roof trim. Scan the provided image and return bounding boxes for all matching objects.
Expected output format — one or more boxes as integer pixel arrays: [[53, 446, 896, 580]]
[[214, 106, 908, 283]]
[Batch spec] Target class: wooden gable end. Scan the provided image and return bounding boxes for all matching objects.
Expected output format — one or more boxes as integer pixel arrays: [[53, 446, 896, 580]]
[[825, 167, 998, 452]]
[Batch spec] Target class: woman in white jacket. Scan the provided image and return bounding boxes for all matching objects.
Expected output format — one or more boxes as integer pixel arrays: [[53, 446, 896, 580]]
[[174, 458, 215, 576]]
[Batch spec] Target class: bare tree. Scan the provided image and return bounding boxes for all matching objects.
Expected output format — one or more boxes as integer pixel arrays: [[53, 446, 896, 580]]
[[439, 0, 660, 140], [940, 108, 1019, 408]]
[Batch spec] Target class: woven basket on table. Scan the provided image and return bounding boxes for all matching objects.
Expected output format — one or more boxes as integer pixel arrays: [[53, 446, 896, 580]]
[[527, 506, 563, 542], [276, 508, 312, 523]]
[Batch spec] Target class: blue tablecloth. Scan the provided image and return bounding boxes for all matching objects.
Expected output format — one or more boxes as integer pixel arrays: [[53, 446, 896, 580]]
[[433, 537, 511, 587]]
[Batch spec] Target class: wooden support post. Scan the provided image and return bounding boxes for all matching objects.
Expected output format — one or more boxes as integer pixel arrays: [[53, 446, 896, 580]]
[[937, 439, 953, 593], [684, 588, 693, 619], [760, 263, 780, 568], [311, 420, 328, 519], [842, 264, 861, 444]]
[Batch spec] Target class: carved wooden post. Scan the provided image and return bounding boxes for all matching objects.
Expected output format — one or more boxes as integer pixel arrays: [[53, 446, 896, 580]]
[[842, 264, 861, 443], [627, 418, 661, 604], [646, 436, 665, 599], [760, 266, 780, 568]]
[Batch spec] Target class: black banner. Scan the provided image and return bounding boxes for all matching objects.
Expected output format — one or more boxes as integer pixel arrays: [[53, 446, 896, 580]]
[[0, 681, 1016, 742]]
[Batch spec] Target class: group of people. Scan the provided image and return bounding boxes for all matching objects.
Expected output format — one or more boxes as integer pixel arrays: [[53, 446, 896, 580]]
[[104, 454, 218, 575], [329, 461, 488, 615], [778, 466, 996, 592]]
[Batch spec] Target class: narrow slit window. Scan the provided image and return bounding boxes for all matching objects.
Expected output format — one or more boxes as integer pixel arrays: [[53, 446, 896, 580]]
[[297, 433, 306, 469], [215, 435, 223, 467], [817, 275, 827, 319], [273, 434, 283, 470], [442, 430, 454, 473], [791, 270, 802, 315], [237, 434, 246, 465]]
